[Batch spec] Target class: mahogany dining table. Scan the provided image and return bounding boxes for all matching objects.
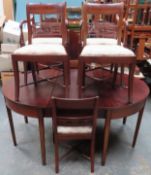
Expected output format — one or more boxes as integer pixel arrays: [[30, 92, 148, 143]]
[[2, 68, 149, 165]]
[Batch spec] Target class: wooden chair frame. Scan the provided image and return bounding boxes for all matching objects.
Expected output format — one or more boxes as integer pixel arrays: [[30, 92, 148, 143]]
[[19, 2, 69, 86], [51, 96, 99, 173], [79, 2, 136, 103]]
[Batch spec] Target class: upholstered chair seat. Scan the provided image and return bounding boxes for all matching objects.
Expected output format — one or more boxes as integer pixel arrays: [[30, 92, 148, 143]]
[[57, 126, 92, 134], [12, 44, 69, 101], [80, 45, 135, 57], [86, 38, 118, 45], [14, 44, 67, 56]]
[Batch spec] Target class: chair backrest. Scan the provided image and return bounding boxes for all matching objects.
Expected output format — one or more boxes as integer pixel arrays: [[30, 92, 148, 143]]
[[52, 96, 99, 136], [82, 2, 124, 45], [26, 2, 67, 45], [125, 0, 151, 26]]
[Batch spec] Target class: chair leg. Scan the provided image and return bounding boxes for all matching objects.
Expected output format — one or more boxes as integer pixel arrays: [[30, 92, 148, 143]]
[[112, 64, 118, 88], [24, 116, 28, 124], [78, 61, 85, 98], [123, 117, 127, 125], [12, 60, 19, 101], [90, 139, 95, 173], [128, 63, 135, 103], [54, 139, 59, 173], [102, 115, 111, 166], [78, 60, 85, 86], [38, 117, 46, 165], [64, 60, 70, 87], [110, 64, 114, 72], [35, 62, 39, 74], [120, 66, 124, 86], [31, 63, 37, 86], [132, 105, 145, 147], [23, 62, 28, 85], [6, 106, 17, 146]]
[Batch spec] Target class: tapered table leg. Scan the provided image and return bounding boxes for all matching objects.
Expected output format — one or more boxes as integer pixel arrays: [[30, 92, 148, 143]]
[[102, 114, 111, 166], [132, 105, 145, 147], [24, 116, 28, 124], [6, 106, 17, 146], [38, 117, 46, 165]]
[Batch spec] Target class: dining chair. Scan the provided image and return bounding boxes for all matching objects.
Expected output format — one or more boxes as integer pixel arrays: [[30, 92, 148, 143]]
[[79, 2, 136, 103], [12, 2, 70, 101], [51, 96, 99, 173], [124, 0, 151, 60], [18, 2, 68, 85]]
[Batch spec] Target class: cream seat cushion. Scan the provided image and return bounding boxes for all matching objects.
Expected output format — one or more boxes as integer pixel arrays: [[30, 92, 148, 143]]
[[25, 37, 62, 45], [80, 45, 135, 57], [87, 38, 118, 45], [14, 44, 67, 56], [57, 126, 92, 134]]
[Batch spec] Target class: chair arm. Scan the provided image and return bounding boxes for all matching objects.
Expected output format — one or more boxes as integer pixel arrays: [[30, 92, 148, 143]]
[[19, 19, 27, 47]]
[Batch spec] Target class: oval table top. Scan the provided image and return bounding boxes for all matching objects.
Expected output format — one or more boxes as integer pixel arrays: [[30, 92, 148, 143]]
[[2, 69, 150, 116]]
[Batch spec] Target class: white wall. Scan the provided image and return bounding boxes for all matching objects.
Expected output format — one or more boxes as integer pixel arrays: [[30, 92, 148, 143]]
[[0, 0, 4, 16]]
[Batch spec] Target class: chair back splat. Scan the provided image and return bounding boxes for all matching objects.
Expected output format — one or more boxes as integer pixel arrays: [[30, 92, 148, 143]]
[[82, 2, 124, 46], [26, 2, 67, 46]]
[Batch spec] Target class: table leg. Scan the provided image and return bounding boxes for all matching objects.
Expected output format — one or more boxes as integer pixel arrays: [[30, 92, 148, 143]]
[[90, 136, 95, 173], [24, 116, 28, 124], [132, 105, 145, 147], [123, 117, 127, 125], [102, 113, 111, 166], [6, 106, 17, 146], [54, 139, 59, 173], [38, 116, 46, 165]]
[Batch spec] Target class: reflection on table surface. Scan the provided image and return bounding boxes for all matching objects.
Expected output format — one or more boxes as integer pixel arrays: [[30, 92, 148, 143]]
[[2, 68, 149, 110]]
